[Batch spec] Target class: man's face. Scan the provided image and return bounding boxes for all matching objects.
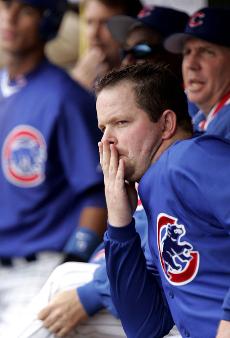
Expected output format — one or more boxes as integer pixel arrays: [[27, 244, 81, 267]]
[[121, 26, 163, 66], [182, 38, 230, 114], [0, 0, 42, 54], [84, 0, 122, 67], [97, 81, 163, 182]]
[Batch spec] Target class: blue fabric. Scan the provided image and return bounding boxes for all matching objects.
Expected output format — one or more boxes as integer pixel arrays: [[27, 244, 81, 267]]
[[105, 135, 230, 338], [0, 59, 104, 257], [206, 103, 230, 140], [78, 279, 104, 316], [78, 208, 149, 318], [222, 288, 230, 321], [105, 221, 174, 338], [137, 6, 189, 39], [64, 226, 101, 262], [192, 103, 230, 140], [182, 7, 230, 48]]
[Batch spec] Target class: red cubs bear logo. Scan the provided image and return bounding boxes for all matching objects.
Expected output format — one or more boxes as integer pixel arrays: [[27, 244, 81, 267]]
[[157, 213, 199, 285]]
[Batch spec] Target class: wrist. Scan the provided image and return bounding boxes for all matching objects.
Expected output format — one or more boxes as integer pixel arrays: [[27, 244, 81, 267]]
[[64, 226, 101, 262]]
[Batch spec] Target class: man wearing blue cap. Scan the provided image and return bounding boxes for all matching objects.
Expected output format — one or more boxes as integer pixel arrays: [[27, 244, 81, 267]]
[[107, 5, 188, 82], [0, 0, 107, 335], [165, 7, 230, 139]]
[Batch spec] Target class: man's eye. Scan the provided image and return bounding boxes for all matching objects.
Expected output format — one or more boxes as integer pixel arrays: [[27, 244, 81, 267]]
[[117, 121, 128, 126], [182, 49, 190, 57], [205, 49, 215, 56]]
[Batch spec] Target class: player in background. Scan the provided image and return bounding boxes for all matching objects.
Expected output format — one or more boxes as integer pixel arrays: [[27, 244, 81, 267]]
[[71, 0, 142, 91], [164, 7, 230, 138], [0, 0, 106, 335], [107, 5, 188, 83]]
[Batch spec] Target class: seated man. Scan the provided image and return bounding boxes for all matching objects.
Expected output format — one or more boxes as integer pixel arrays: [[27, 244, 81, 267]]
[[0, 0, 106, 335], [96, 62, 230, 338]]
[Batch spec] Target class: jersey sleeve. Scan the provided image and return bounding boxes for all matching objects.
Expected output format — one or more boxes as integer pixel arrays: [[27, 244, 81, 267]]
[[77, 261, 119, 317], [105, 219, 174, 338], [56, 85, 104, 203]]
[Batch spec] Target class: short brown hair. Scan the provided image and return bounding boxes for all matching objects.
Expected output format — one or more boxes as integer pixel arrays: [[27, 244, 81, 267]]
[[95, 62, 192, 133]]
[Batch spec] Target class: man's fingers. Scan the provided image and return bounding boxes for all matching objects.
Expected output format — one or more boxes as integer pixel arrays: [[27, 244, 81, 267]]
[[116, 158, 125, 185], [40, 307, 61, 329], [102, 141, 111, 173], [98, 141, 103, 170], [46, 320, 63, 334], [56, 327, 70, 337], [38, 306, 51, 320], [109, 144, 119, 177]]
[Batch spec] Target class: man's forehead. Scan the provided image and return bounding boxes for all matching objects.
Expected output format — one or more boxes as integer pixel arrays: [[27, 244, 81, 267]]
[[184, 37, 223, 50], [126, 26, 161, 47]]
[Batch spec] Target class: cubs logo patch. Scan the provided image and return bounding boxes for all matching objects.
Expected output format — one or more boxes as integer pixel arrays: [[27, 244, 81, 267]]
[[2, 125, 47, 187], [189, 11, 205, 28], [157, 213, 199, 285], [138, 6, 154, 19]]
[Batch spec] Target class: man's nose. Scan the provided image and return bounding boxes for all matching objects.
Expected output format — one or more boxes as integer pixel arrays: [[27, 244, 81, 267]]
[[101, 130, 117, 144], [184, 52, 200, 71], [3, 3, 19, 24]]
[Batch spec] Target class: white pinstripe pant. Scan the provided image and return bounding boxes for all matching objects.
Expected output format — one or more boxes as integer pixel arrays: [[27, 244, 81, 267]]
[[15, 262, 181, 338], [0, 253, 63, 338]]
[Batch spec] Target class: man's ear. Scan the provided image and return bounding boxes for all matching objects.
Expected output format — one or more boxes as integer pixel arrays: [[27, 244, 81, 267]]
[[160, 109, 177, 140]]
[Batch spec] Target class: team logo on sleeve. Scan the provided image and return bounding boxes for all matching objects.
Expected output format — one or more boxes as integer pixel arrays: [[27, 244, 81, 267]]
[[2, 125, 47, 187], [157, 213, 199, 285]]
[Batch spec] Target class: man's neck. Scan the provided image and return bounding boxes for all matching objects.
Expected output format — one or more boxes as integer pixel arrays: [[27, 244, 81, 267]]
[[5, 48, 45, 80], [201, 87, 230, 116], [153, 129, 192, 164]]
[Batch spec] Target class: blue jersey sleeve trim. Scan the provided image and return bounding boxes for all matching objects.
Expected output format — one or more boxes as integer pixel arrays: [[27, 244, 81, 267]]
[[107, 218, 136, 242], [77, 282, 104, 316]]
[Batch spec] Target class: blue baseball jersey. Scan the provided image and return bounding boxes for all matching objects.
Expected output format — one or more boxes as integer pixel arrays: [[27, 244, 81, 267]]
[[105, 135, 230, 338], [192, 100, 230, 139], [0, 59, 104, 257]]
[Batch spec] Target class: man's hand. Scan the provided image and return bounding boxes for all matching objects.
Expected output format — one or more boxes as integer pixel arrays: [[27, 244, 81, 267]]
[[216, 320, 230, 338], [72, 48, 110, 90], [99, 141, 137, 227], [38, 289, 88, 337]]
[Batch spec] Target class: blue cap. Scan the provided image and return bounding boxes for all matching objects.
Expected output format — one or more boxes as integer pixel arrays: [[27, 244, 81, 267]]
[[16, 0, 67, 41], [20, 0, 66, 11], [164, 7, 230, 53], [107, 5, 189, 45]]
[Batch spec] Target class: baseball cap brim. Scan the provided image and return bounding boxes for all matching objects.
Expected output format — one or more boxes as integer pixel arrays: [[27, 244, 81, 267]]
[[164, 33, 194, 53], [107, 16, 142, 45]]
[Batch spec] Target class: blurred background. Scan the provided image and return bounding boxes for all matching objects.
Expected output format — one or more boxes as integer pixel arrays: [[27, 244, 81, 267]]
[[0, 0, 228, 69]]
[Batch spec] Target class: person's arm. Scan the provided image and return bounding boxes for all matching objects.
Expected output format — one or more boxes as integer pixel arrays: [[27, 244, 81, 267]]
[[64, 205, 107, 262], [105, 219, 174, 337], [77, 261, 118, 317], [58, 84, 107, 261], [99, 140, 173, 337]]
